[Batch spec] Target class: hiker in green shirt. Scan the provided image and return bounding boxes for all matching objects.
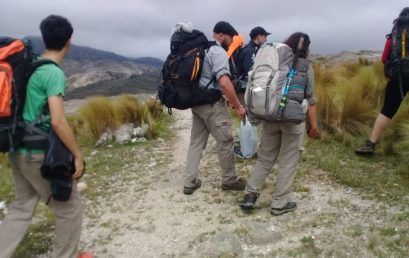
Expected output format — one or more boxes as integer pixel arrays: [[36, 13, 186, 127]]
[[0, 15, 88, 258]]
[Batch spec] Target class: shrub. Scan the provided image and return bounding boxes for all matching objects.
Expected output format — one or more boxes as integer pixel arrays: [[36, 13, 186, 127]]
[[79, 96, 118, 139]]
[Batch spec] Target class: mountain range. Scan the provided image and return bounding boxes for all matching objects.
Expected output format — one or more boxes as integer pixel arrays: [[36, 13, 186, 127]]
[[26, 36, 163, 99]]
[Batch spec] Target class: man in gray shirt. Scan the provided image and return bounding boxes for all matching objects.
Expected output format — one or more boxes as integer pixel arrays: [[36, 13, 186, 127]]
[[184, 21, 247, 195]]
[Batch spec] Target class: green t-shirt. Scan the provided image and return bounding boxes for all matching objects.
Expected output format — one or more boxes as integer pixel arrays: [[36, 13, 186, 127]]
[[16, 60, 66, 154]]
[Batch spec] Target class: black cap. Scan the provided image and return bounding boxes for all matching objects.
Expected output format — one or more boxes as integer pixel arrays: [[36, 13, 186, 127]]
[[249, 26, 271, 38], [213, 21, 238, 37]]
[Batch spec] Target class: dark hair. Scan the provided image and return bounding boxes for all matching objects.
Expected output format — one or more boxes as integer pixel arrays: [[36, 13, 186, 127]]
[[283, 32, 311, 58], [40, 15, 73, 51], [400, 7, 409, 17]]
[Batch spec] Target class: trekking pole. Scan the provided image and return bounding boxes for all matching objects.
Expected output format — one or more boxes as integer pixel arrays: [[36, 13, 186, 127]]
[[278, 36, 305, 119]]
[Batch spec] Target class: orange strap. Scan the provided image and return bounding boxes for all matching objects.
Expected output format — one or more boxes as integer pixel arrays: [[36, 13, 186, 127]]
[[0, 62, 13, 117], [0, 40, 25, 60], [227, 34, 244, 58]]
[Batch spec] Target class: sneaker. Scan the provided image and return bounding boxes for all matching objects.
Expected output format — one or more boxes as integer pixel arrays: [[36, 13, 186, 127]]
[[355, 139, 376, 156], [234, 145, 245, 159], [234, 145, 257, 159], [222, 177, 247, 191], [271, 202, 297, 216], [239, 193, 258, 210], [78, 252, 93, 258], [183, 179, 201, 195]]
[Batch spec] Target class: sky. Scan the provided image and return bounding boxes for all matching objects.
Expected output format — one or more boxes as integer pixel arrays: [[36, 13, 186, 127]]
[[1, 0, 408, 60]]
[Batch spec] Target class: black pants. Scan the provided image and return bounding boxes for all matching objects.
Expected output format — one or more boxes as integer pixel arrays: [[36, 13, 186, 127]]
[[381, 76, 409, 119]]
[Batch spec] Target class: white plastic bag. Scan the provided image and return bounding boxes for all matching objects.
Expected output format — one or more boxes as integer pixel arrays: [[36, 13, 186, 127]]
[[239, 117, 258, 158]]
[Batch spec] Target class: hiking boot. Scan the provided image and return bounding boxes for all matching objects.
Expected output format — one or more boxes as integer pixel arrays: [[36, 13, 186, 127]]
[[355, 139, 376, 156], [234, 147, 245, 159], [183, 179, 201, 195], [222, 177, 247, 191], [239, 193, 258, 210], [234, 145, 257, 159], [271, 202, 297, 216]]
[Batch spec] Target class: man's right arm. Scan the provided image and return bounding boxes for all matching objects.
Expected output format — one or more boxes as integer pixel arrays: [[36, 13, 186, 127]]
[[219, 75, 246, 120]]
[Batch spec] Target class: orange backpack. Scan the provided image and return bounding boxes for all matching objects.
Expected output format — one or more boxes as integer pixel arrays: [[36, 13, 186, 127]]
[[0, 40, 25, 117], [0, 37, 57, 153]]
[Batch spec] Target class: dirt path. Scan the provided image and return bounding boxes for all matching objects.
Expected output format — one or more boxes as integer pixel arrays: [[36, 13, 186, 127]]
[[79, 110, 408, 258]]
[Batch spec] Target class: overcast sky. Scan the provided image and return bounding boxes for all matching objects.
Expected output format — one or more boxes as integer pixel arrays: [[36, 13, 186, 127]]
[[1, 0, 408, 60]]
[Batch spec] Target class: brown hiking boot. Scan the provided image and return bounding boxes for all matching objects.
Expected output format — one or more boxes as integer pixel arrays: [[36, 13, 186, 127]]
[[183, 179, 201, 195], [355, 140, 376, 156], [222, 177, 247, 191]]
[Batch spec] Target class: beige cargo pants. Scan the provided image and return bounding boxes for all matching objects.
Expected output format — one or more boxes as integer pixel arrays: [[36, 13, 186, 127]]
[[0, 154, 82, 258], [245, 121, 305, 209], [184, 98, 239, 188]]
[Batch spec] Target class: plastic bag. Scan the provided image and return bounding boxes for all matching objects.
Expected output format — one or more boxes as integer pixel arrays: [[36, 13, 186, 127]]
[[239, 117, 258, 158]]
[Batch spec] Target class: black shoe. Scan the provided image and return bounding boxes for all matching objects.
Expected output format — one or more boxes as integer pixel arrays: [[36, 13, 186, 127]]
[[183, 179, 201, 195], [222, 177, 247, 191], [355, 140, 376, 156], [271, 202, 297, 216], [239, 193, 258, 210], [234, 146, 245, 159]]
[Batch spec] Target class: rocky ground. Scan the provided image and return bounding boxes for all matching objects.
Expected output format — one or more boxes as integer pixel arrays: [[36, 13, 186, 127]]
[[77, 110, 408, 258]]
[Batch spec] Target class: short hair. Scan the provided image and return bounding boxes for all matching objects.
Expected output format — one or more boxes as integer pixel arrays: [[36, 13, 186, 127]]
[[40, 15, 73, 51]]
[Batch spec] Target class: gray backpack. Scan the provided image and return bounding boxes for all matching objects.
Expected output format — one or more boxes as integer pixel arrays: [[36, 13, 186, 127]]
[[244, 43, 309, 123]]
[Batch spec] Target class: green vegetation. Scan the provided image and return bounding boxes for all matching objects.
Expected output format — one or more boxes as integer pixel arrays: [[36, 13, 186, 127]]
[[70, 95, 164, 144], [0, 94, 171, 258], [314, 59, 409, 155]]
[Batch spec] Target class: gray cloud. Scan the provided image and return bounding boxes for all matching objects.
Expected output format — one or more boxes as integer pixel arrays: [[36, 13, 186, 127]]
[[1, 0, 408, 59]]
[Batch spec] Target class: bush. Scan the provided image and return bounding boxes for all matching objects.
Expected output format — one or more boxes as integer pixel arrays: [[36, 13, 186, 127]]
[[71, 95, 164, 142], [78, 97, 118, 139], [314, 60, 408, 151], [114, 95, 142, 125]]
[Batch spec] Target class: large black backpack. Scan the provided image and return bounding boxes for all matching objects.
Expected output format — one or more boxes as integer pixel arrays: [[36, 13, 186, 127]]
[[158, 30, 221, 111], [385, 14, 409, 83], [0, 37, 58, 153]]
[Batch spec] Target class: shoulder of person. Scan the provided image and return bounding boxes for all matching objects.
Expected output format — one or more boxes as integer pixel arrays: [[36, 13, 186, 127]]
[[241, 44, 255, 55], [34, 63, 64, 78], [207, 44, 227, 58]]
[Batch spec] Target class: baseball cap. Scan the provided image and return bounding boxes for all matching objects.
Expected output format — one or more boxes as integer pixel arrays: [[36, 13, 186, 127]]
[[213, 21, 238, 37], [249, 26, 271, 38]]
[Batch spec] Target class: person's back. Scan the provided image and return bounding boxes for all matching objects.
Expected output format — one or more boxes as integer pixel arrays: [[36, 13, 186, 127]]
[[236, 26, 270, 80], [183, 21, 247, 195], [239, 32, 320, 215], [0, 15, 87, 258]]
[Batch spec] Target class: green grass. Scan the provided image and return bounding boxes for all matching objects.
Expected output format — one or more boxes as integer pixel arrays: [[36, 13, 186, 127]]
[[302, 136, 409, 204], [0, 95, 173, 257]]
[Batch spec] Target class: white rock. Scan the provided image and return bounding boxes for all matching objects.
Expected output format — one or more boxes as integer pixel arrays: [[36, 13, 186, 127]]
[[133, 127, 143, 137], [0, 201, 6, 210], [115, 123, 133, 144], [136, 137, 147, 143], [95, 131, 113, 147], [77, 182, 88, 192], [133, 124, 149, 138]]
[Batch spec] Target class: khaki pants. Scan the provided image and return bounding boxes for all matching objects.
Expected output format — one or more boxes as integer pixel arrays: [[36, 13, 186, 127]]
[[245, 121, 305, 209], [0, 154, 83, 258], [184, 99, 239, 188]]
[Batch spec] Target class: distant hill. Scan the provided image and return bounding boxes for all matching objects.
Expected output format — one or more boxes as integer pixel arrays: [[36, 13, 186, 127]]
[[26, 36, 163, 67], [23, 36, 162, 99]]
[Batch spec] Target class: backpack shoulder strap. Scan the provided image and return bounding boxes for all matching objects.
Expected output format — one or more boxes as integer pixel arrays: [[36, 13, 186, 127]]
[[27, 59, 60, 79]]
